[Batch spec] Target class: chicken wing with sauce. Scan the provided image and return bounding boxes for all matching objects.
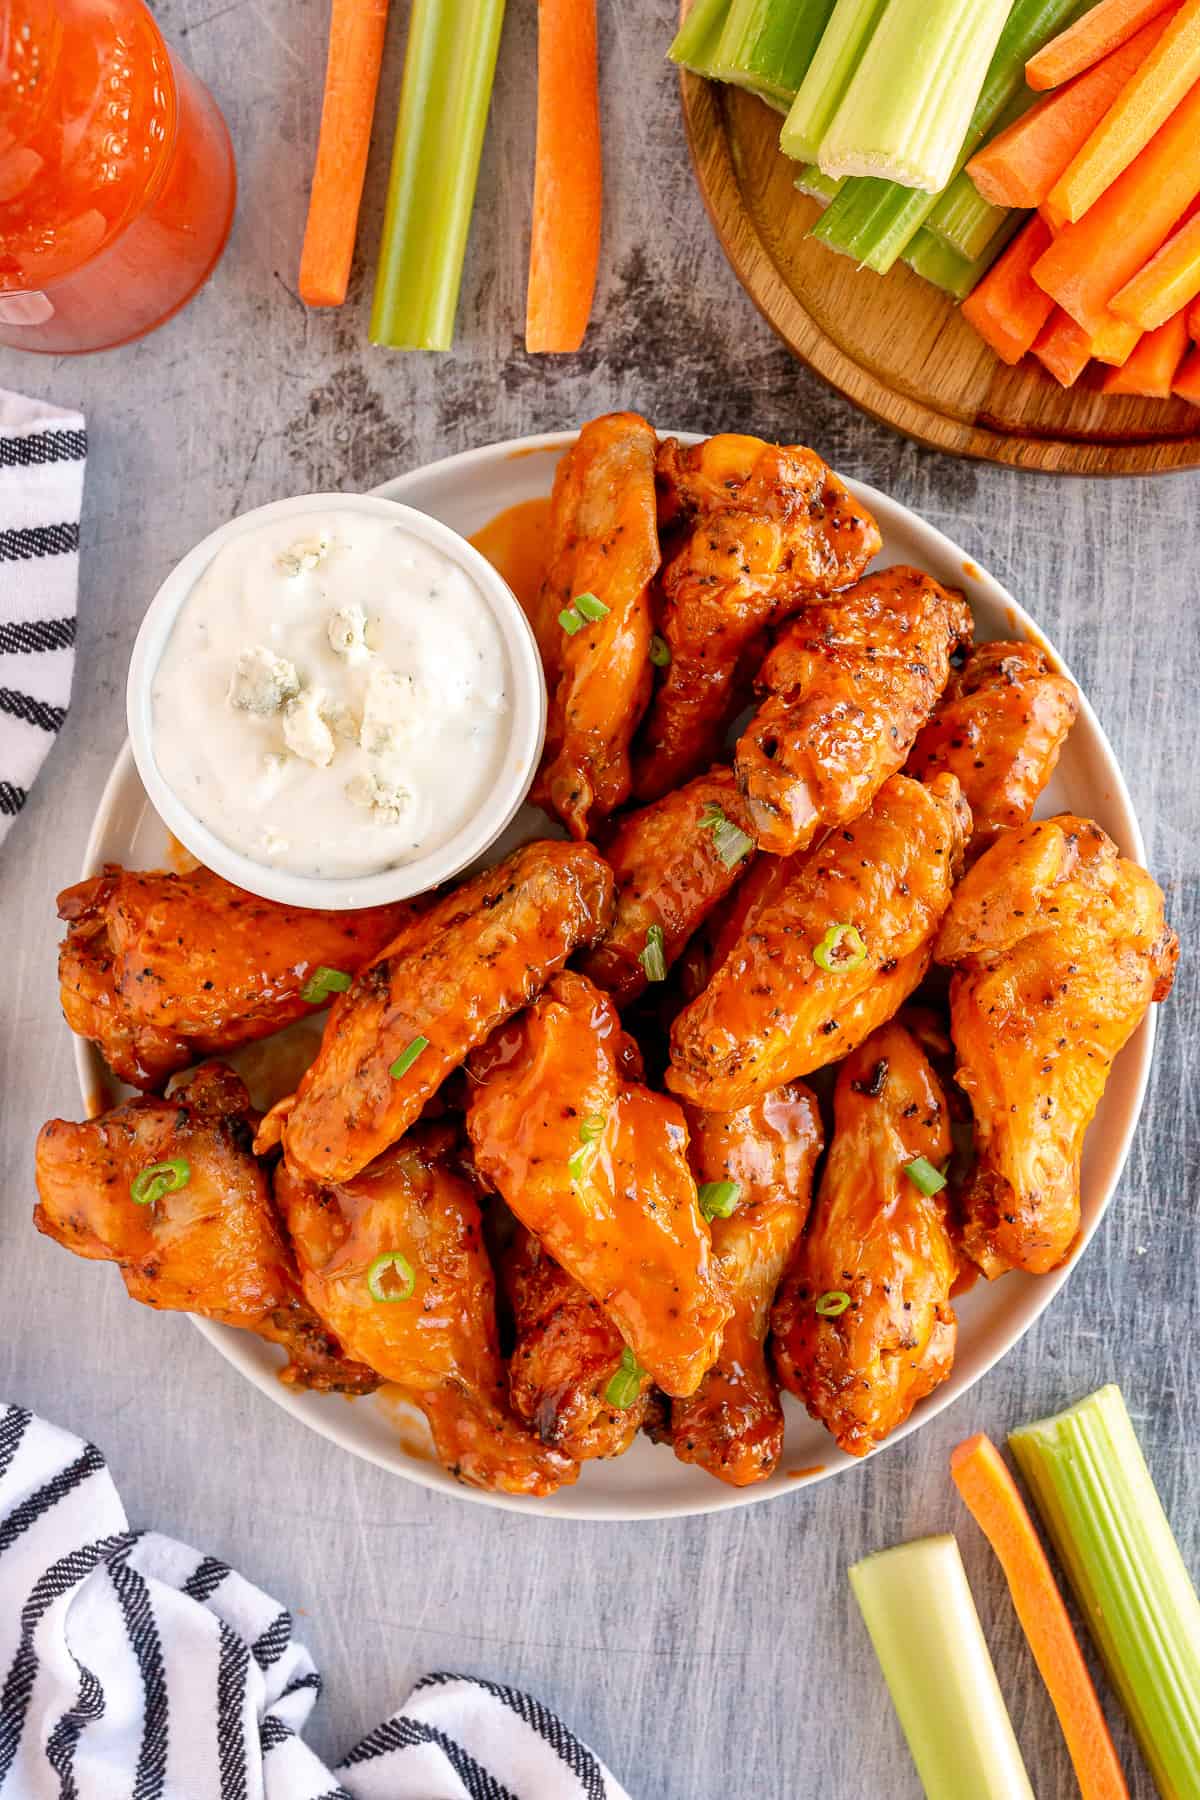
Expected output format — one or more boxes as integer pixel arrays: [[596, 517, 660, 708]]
[[772, 1024, 957, 1457], [936, 816, 1177, 1278], [531, 413, 661, 837], [274, 1127, 575, 1496], [736, 568, 972, 856], [467, 971, 732, 1397], [633, 436, 882, 801], [667, 773, 970, 1112], [257, 839, 614, 1185], [907, 640, 1079, 854], [34, 1064, 377, 1393], [57, 863, 414, 1092]]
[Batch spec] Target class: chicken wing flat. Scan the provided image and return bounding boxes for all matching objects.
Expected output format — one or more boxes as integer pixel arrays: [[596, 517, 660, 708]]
[[467, 971, 732, 1397], [668, 1085, 824, 1486], [57, 863, 413, 1092], [257, 839, 615, 1185], [667, 772, 970, 1112], [907, 640, 1079, 854], [578, 767, 757, 1006], [34, 1064, 376, 1393], [633, 435, 882, 801], [530, 413, 661, 837], [936, 816, 1178, 1278], [736, 568, 972, 856], [772, 1023, 957, 1457], [274, 1126, 575, 1495]]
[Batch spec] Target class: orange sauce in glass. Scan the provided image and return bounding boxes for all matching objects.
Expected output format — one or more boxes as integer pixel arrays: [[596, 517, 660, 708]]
[[470, 497, 552, 618]]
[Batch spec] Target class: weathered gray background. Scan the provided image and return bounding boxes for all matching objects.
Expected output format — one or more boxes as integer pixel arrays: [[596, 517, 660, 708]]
[[2, 2, 1195, 1793]]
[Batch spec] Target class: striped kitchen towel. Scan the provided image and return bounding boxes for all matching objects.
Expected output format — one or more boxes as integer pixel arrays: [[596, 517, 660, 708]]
[[0, 1405, 630, 1800], [0, 390, 86, 846]]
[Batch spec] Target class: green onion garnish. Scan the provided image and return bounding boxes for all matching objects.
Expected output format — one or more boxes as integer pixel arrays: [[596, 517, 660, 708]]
[[698, 1180, 740, 1221], [573, 592, 609, 622], [578, 1114, 607, 1144], [649, 633, 671, 667], [130, 1158, 191, 1207], [390, 1035, 429, 1079], [815, 1290, 852, 1317], [558, 607, 586, 636], [568, 1114, 607, 1182], [699, 802, 754, 869], [905, 1157, 947, 1197], [300, 965, 352, 1004], [604, 1346, 645, 1410], [640, 923, 668, 983], [813, 922, 868, 972], [367, 1250, 416, 1303]]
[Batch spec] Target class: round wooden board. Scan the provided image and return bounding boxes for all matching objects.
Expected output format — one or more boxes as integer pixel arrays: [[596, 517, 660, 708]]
[[679, 70, 1200, 475]]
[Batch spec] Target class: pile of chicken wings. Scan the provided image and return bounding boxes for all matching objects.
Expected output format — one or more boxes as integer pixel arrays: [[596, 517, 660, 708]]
[[36, 417, 1178, 1497]]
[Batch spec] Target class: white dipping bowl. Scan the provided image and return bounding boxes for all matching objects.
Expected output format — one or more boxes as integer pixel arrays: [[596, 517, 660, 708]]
[[126, 492, 547, 910]]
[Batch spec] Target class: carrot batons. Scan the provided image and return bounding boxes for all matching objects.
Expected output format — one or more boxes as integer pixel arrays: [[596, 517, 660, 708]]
[[1033, 310, 1095, 385], [1101, 308, 1191, 393], [526, 0, 602, 353], [1026, 0, 1178, 91], [1112, 210, 1200, 329], [961, 217, 1056, 364], [1173, 344, 1200, 400], [299, 0, 392, 307]]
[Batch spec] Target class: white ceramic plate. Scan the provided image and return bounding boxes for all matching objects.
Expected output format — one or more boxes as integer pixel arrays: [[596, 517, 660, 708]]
[[76, 431, 1153, 1520]]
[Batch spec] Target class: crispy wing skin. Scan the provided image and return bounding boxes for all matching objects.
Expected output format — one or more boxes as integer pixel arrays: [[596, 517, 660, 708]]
[[633, 436, 882, 801], [772, 1024, 957, 1457], [34, 1064, 376, 1394], [936, 816, 1178, 1278], [669, 1085, 824, 1486], [531, 413, 660, 837], [274, 1128, 575, 1496], [667, 773, 970, 1111], [259, 840, 615, 1185], [467, 971, 732, 1396], [907, 640, 1079, 854], [578, 767, 757, 1006], [736, 568, 972, 855], [57, 864, 412, 1092]]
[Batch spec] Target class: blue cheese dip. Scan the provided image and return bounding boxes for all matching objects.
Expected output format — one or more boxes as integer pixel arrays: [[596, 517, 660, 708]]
[[151, 509, 512, 879]]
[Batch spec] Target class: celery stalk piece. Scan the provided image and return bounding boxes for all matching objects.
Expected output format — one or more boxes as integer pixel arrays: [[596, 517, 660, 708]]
[[711, 0, 837, 104], [369, 0, 507, 351], [818, 0, 1014, 194], [668, 0, 735, 79], [812, 0, 1093, 272], [850, 1536, 1036, 1800], [1010, 1385, 1200, 1800], [904, 216, 1022, 301], [780, 0, 887, 164], [923, 170, 1012, 263], [795, 165, 845, 207]]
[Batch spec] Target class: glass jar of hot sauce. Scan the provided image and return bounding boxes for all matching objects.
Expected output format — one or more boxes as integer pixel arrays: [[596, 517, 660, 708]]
[[0, 0, 236, 354]]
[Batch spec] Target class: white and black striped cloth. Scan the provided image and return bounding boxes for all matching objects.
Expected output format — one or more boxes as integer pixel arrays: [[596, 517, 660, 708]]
[[0, 1406, 630, 1800], [0, 390, 86, 847]]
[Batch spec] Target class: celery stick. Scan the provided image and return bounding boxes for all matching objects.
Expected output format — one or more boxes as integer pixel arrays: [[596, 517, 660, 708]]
[[795, 165, 844, 207], [711, 0, 837, 104], [780, 0, 887, 164], [923, 171, 1012, 263], [850, 1536, 1035, 1800], [904, 215, 1022, 301], [819, 0, 1014, 193], [1011, 1386, 1200, 1800], [812, 0, 1093, 273], [369, 0, 506, 351], [668, 0, 734, 79]]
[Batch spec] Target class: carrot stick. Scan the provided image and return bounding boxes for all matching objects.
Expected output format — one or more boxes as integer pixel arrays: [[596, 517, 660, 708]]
[[526, 0, 601, 354], [1190, 296, 1200, 338], [299, 0, 391, 307], [968, 11, 1177, 208], [1111, 210, 1200, 327], [1032, 79, 1200, 344], [1102, 306, 1191, 391], [1026, 0, 1177, 90], [1045, 0, 1200, 227], [1173, 343, 1200, 399], [961, 216, 1056, 363], [951, 1434, 1130, 1800], [1033, 308, 1095, 384]]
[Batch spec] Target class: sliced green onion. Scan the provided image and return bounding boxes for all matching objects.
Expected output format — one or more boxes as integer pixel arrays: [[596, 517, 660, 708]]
[[850, 1536, 1035, 1799], [780, 0, 888, 165], [369, 0, 507, 350], [1010, 1385, 1200, 1800], [699, 802, 754, 869], [367, 1250, 416, 1303], [390, 1035, 429, 1079], [130, 1158, 190, 1207], [813, 922, 868, 972], [604, 1346, 645, 1410], [640, 923, 668, 984], [711, 0, 837, 105], [905, 1157, 948, 1197], [815, 1289, 852, 1317], [300, 965, 352, 1004], [648, 633, 671, 668], [568, 1115, 606, 1183], [573, 592, 609, 622], [558, 606, 586, 636], [668, 0, 734, 79], [698, 1179, 740, 1221], [578, 1113, 607, 1144]]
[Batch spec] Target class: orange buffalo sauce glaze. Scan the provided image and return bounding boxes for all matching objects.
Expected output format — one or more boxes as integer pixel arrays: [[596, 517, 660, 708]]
[[470, 497, 552, 617]]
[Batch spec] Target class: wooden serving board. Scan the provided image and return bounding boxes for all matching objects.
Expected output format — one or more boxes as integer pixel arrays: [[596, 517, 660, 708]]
[[680, 71, 1200, 476]]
